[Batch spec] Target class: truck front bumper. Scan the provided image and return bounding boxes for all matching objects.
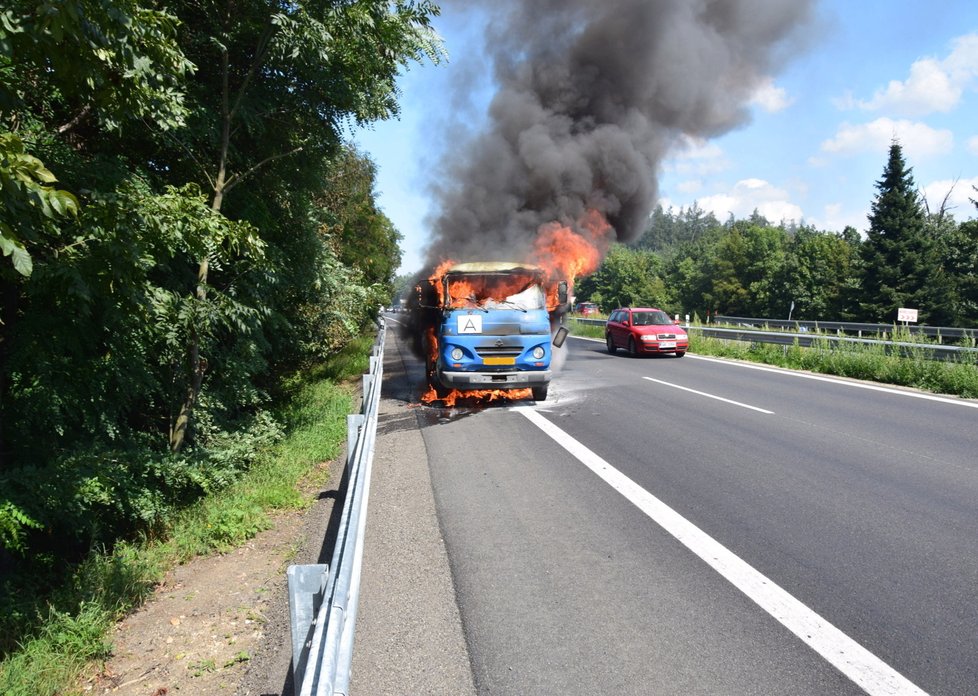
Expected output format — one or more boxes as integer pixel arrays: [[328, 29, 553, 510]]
[[437, 369, 552, 390]]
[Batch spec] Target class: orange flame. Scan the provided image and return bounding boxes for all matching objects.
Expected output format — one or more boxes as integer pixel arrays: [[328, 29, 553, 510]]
[[418, 210, 613, 406], [532, 208, 613, 286], [419, 318, 533, 406], [421, 386, 533, 407]]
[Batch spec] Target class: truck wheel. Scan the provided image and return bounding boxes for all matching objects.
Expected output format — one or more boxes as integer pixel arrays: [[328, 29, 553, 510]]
[[606, 334, 617, 354], [531, 385, 548, 401]]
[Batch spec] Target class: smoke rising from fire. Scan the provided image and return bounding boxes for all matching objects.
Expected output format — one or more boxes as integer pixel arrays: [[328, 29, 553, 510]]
[[423, 0, 815, 273]]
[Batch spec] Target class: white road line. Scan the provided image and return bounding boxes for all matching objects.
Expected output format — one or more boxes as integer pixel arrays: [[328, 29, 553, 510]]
[[642, 376, 774, 414], [515, 406, 929, 696], [571, 334, 977, 409], [688, 354, 978, 409]]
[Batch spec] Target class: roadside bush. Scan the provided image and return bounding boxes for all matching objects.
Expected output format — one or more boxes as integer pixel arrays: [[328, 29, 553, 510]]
[[0, 337, 363, 688]]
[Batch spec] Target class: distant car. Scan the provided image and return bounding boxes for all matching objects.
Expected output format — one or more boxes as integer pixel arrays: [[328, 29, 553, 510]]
[[605, 307, 688, 357], [575, 302, 599, 316]]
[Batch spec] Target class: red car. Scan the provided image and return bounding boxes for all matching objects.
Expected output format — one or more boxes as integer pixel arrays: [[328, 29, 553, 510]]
[[605, 307, 688, 357], [575, 301, 599, 316]]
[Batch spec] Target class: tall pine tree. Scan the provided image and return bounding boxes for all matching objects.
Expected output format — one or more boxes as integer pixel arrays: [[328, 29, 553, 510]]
[[859, 141, 946, 323]]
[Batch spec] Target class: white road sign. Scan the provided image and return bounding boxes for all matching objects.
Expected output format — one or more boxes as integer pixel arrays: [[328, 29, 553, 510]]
[[897, 307, 918, 323]]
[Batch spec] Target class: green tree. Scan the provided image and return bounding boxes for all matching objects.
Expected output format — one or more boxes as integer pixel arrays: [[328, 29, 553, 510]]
[[0, 0, 440, 558], [576, 245, 671, 311], [319, 145, 402, 292], [634, 203, 720, 253], [0, 0, 193, 275], [142, 0, 444, 450], [947, 218, 978, 327], [0, 133, 79, 276], [858, 141, 945, 323], [695, 223, 787, 316], [778, 226, 858, 320]]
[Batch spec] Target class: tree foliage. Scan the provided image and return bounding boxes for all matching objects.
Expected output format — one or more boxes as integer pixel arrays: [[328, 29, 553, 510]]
[[858, 141, 945, 323], [577, 143, 977, 328], [0, 0, 443, 582], [575, 244, 670, 310]]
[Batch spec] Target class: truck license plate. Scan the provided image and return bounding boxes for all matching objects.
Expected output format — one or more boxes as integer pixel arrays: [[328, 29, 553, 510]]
[[483, 356, 516, 365]]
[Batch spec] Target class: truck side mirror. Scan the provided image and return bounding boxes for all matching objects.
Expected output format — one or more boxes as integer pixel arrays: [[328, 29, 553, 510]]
[[557, 281, 568, 305], [553, 325, 568, 348]]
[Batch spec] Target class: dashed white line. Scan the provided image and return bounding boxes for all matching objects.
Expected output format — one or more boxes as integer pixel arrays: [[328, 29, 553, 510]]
[[515, 406, 929, 696], [641, 376, 774, 414]]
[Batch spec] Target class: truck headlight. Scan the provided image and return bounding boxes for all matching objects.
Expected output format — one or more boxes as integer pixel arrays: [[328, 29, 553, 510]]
[[450, 347, 464, 361], [532, 346, 545, 359]]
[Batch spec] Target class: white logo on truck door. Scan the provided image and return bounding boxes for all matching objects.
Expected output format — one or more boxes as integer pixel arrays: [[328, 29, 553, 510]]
[[457, 314, 483, 334]]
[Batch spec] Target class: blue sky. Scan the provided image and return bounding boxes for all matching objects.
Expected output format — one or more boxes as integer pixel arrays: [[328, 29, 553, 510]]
[[352, 1, 978, 276]]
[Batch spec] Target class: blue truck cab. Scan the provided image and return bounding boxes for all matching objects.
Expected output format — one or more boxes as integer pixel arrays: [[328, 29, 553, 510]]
[[427, 262, 568, 402]]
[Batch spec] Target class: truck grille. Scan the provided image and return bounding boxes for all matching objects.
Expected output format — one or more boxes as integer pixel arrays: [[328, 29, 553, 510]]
[[475, 344, 522, 358]]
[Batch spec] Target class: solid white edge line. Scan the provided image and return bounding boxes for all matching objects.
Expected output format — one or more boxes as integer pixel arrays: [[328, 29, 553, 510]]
[[569, 334, 978, 409], [642, 376, 773, 414], [687, 353, 978, 409], [515, 406, 929, 696]]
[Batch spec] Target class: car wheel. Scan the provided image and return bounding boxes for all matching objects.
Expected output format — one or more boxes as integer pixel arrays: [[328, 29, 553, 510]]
[[531, 385, 548, 401], [628, 337, 637, 356], [675, 351, 686, 358], [606, 334, 617, 354]]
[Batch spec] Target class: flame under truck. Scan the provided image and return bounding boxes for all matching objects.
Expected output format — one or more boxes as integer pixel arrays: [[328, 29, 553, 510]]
[[417, 261, 569, 402]]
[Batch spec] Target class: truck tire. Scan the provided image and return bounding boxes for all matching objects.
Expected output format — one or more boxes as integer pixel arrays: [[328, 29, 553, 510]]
[[531, 385, 548, 401], [606, 334, 617, 354]]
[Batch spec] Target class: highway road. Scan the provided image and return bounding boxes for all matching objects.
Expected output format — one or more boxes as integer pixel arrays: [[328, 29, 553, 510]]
[[357, 326, 978, 695]]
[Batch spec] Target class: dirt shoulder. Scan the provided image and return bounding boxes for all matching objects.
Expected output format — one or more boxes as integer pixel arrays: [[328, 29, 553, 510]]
[[81, 325, 474, 696], [81, 452, 341, 696]]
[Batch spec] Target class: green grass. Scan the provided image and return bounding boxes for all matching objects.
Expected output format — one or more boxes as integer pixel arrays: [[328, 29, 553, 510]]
[[567, 318, 978, 398], [569, 318, 606, 340], [0, 336, 372, 696]]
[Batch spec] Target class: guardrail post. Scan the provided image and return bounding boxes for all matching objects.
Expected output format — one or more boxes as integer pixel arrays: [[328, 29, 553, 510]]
[[348, 414, 365, 470], [287, 564, 329, 694]]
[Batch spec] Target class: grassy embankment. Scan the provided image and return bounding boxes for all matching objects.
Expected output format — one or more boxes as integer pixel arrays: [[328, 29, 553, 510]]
[[568, 317, 978, 399], [0, 336, 373, 696]]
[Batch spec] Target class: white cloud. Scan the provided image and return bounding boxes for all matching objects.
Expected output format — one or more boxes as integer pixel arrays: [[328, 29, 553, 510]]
[[820, 118, 953, 159], [968, 135, 978, 156], [696, 179, 804, 223], [751, 78, 792, 113], [920, 177, 978, 218], [809, 203, 867, 235], [664, 135, 729, 176], [853, 33, 978, 116]]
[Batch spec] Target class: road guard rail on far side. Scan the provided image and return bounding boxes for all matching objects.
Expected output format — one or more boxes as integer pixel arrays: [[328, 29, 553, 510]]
[[572, 317, 978, 362], [287, 319, 386, 696], [712, 315, 978, 343]]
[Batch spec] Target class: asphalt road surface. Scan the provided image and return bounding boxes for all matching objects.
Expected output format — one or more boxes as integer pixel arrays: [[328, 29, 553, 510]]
[[351, 323, 978, 696]]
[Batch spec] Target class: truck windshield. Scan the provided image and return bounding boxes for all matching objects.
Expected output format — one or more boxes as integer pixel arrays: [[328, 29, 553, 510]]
[[446, 273, 545, 311], [486, 284, 545, 311]]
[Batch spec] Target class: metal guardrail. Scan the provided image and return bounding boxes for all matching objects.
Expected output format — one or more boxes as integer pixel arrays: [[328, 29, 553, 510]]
[[287, 319, 386, 696], [713, 315, 978, 342], [696, 326, 978, 362], [570, 317, 978, 362]]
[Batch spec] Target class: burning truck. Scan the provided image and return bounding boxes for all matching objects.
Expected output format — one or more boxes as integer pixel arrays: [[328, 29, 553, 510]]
[[412, 261, 570, 405]]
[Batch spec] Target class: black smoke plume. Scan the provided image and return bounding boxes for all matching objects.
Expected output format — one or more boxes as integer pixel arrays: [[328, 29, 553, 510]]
[[423, 0, 815, 267]]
